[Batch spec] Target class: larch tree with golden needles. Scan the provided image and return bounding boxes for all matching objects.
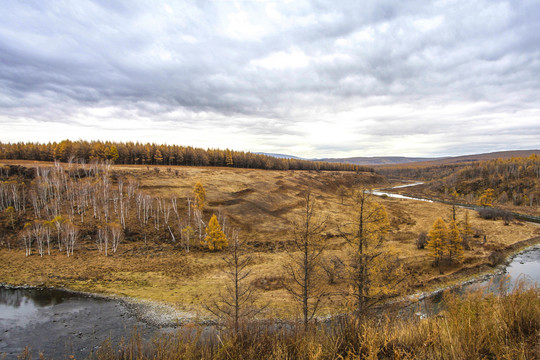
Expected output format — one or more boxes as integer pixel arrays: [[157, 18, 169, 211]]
[[427, 217, 448, 273], [106, 145, 119, 163], [202, 214, 228, 250], [193, 182, 206, 211], [340, 190, 401, 317], [225, 149, 234, 166], [477, 188, 495, 207], [460, 210, 474, 250], [448, 221, 464, 263], [153, 148, 163, 164]]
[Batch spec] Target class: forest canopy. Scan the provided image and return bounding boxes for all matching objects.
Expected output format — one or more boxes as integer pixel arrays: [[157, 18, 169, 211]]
[[0, 140, 371, 172]]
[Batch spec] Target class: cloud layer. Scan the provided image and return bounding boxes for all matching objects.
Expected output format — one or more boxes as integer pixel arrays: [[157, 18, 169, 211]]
[[1, 0, 539, 157]]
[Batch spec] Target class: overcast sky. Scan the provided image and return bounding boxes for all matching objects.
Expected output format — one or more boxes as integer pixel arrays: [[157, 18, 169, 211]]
[[1, 0, 539, 158]]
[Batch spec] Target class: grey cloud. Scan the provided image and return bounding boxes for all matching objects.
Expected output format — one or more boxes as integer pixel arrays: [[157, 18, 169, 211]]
[[0, 0, 539, 157]]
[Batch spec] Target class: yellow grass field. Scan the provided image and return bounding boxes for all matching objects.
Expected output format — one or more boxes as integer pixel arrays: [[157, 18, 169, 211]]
[[1, 161, 539, 318]]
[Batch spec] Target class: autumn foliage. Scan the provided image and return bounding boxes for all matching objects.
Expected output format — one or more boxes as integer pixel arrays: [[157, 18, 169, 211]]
[[202, 214, 228, 250], [426, 217, 465, 271], [0, 140, 371, 172]]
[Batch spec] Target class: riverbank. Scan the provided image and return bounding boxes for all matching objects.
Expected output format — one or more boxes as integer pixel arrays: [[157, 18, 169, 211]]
[[2, 235, 539, 329], [36, 285, 540, 359], [395, 237, 540, 309], [0, 282, 206, 328], [2, 237, 538, 359]]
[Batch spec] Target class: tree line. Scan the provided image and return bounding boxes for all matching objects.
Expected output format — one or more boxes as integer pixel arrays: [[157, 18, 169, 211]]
[[0, 140, 372, 172]]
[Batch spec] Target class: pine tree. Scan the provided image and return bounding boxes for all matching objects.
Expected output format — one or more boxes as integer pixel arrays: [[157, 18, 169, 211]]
[[202, 214, 228, 250], [426, 217, 448, 273]]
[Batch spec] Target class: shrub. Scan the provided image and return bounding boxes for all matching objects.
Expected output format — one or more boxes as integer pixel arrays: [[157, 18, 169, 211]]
[[416, 232, 428, 249], [488, 250, 505, 267], [477, 207, 513, 224]]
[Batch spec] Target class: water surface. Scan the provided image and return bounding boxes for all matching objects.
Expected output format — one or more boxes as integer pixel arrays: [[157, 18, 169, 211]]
[[0, 287, 151, 359]]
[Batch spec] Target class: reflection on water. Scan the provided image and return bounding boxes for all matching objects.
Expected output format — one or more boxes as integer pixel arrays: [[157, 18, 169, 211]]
[[0, 287, 78, 327], [0, 287, 144, 359], [505, 249, 540, 284]]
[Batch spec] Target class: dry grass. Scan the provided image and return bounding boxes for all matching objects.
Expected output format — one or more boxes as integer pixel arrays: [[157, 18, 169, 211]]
[[82, 284, 539, 359], [1, 161, 539, 317]]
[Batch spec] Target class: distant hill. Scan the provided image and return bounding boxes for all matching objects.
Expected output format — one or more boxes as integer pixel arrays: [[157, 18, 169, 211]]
[[317, 150, 540, 167], [255, 150, 540, 167], [384, 150, 540, 167], [254, 152, 306, 160], [317, 156, 435, 165]]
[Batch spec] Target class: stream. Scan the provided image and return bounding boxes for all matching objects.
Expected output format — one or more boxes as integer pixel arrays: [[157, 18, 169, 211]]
[[409, 245, 540, 317], [1, 246, 538, 358], [373, 182, 539, 316], [1, 182, 538, 358], [370, 182, 431, 201]]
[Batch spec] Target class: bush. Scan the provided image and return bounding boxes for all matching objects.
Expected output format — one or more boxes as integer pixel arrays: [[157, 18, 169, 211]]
[[488, 250, 505, 267], [416, 232, 428, 249], [477, 207, 513, 224]]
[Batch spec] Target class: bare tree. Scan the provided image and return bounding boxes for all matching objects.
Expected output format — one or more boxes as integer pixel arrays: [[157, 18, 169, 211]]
[[193, 207, 204, 242], [21, 227, 32, 257], [51, 215, 65, 252], [97, 226, 109, 256], [181, 224, 194, 252], [282, 189, 327, 331], [30, 220, 46, 257], [64, 221, 78, 257], [321, 255, 345, 285], [109, 223, 123, 254], [207, 230, 265, 335]]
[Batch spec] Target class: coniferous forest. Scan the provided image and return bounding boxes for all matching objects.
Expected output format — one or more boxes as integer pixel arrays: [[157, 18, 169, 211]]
[[0, 140, 370, 172]]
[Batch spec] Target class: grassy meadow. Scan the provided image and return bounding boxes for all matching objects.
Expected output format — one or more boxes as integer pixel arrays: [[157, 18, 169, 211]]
[[1, 160, 539, 319]]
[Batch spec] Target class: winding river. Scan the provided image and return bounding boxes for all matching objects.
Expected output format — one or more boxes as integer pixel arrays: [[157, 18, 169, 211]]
[[1, 182, 538, 358], [2, 246, 538, 358], [373, 182, 539, 316]]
